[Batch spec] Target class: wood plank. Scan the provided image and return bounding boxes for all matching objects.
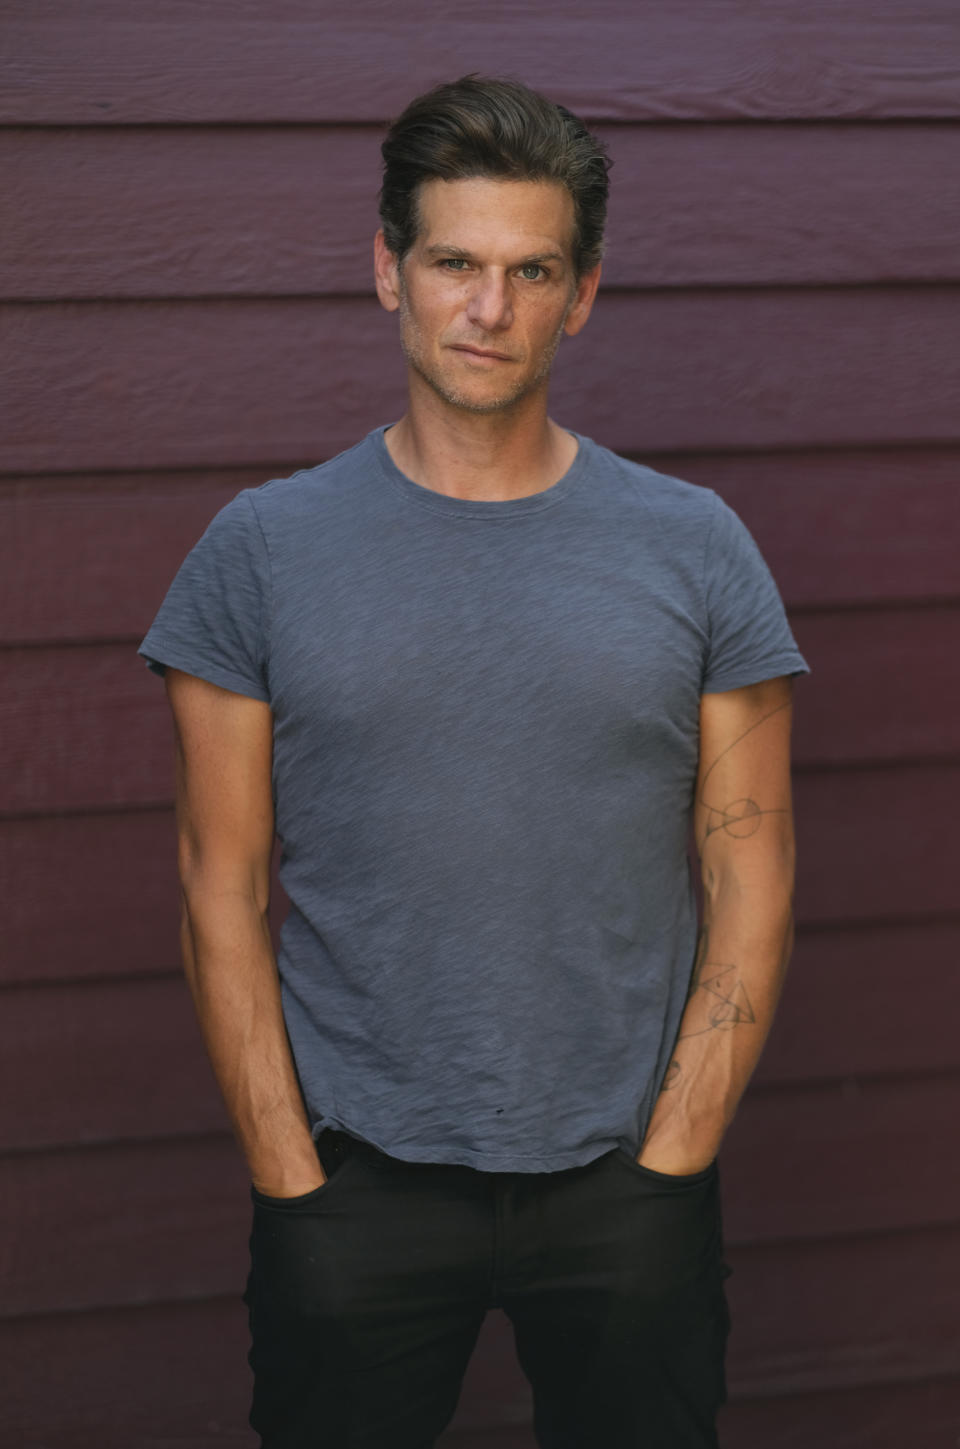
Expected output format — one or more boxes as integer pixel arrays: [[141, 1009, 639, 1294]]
[[3, 2, 958, 124], [0, 808, 288, 986], [5, 123, 960, 300], [1, 644, 174, 816], [718, 1378, 960, 1449], [0, 976, 227, 1150], [442, 1311, 534, 1437], [2, 766, 957, 985], [2, 605, 958, 812], [0, 1134, 250, 1317], [756, 919, 960, 1086], [2, 1078, 957, 1315], [5, 288, 960, 475], [0, 811, 182, 984], [720, 1076, 960, 1245], [4, 288, 960, 473], [3, 450, 958, 646], [0, 471, 265, 646], [3, 921, 956, 1150], [664, 448, 960, 611], [793, 764, 960, 926], [0, 1297, 255, 1449], [726, 1225, 960, 1394], [789, 605, 960, 766]]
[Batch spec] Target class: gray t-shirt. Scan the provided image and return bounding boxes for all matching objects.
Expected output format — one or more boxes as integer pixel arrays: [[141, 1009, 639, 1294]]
[[140, 424, 808, 1172]]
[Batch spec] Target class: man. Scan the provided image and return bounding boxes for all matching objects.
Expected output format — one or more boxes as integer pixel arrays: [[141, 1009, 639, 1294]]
[[140, 75, 808, 1449]]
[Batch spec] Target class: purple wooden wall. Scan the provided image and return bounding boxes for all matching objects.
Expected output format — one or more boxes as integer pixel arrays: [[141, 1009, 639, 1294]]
[[3, 4, 960, 1445]]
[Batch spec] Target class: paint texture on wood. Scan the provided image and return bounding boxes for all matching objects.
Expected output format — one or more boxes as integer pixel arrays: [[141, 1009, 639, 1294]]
[[2, 12, 956, 1444], [0, 976, 227, 1149], [4, 2, 959, 124], [0, 811, 180, 983], [675, 448, 960, 610], [756, 919, 960, 1084], [793, 765, 960, 925], [5, 288, 960, 473], [1, 1297, 255, 1449], [4, 123, 959, 299]]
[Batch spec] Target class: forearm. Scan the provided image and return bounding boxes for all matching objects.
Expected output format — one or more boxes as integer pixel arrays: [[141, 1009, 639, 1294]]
[[638, 876, 793, 1172], [181, 883, 324, 1195]]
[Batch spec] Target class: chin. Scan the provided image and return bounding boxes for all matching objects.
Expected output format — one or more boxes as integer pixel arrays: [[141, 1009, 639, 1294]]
[[442, 386, 532, 415], [431, 369, 540, 415]]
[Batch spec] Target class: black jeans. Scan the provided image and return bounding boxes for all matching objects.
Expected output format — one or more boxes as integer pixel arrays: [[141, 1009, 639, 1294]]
[[244, 1131, 730, 1449]]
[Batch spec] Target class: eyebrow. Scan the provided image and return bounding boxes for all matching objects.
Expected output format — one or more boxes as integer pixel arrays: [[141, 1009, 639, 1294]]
[[423, 244, 566, 266]]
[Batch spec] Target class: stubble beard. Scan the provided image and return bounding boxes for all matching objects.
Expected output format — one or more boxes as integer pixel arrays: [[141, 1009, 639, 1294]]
[[396, 285, 572, 417]]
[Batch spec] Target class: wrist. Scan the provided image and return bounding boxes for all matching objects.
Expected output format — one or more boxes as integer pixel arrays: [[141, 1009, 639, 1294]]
[[638, 1118, 724, 1175], [251, 1163, 327, 1197], [635, 1143, 717, 1175], [247, 1138, 326, 1198]]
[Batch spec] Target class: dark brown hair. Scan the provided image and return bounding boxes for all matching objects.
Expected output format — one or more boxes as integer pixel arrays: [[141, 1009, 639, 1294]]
[[379, 75, 611, 279]]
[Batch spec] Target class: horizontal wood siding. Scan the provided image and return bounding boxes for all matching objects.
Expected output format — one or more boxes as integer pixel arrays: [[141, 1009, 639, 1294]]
[[4, 2, 959, 123], [3, 6, 958, 1445], [4, 124, 959, 298], [5, 289, 960, 471]]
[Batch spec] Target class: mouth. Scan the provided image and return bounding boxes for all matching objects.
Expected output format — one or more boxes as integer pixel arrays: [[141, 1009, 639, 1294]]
[[449, 344, 516, 363]]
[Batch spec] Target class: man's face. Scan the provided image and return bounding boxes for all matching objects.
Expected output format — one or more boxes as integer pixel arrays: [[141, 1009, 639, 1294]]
[[375, 176, 600, 415]]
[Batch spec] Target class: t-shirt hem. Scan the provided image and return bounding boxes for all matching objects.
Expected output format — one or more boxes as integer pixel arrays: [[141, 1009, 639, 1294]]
[[137, 639, 270, 703], [702, 653, 810, 694], [312, 1115, 621, 1173]]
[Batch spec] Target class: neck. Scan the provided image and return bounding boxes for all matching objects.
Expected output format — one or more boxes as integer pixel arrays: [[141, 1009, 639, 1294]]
[[384, 379, 577, 502]]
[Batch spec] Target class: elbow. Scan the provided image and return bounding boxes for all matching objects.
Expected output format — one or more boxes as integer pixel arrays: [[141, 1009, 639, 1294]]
[[176, 841, 272, 921], [702, 842, 796, 920]]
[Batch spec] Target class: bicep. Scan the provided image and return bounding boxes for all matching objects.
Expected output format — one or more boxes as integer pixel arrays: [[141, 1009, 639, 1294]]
[[693, 675, 796, 880], [165, 669, 275, 897]]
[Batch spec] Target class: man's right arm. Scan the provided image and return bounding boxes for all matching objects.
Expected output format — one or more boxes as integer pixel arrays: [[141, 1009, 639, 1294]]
[[166, 668, 326, 1197]]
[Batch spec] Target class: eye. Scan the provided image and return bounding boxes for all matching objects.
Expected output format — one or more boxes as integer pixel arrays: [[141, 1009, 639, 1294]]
[[441, 257, 469, 271], [519, 263, 546, 281]]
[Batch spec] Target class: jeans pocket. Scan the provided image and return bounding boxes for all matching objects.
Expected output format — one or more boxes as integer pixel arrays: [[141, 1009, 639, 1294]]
[[614, 1147, 717, 1189], [250, 1148, 361, 1211]]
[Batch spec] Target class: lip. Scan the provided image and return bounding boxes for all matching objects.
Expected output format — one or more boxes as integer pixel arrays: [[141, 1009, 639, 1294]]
[[449, 344, 515, 362]]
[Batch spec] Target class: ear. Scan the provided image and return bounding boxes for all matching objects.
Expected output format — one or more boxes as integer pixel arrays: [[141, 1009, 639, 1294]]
[[563, 262, 602, 337], [374, 229, 402, 313]]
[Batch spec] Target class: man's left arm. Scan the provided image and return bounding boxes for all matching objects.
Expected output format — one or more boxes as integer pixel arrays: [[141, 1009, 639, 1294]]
[[637, 674, 797, 1174]]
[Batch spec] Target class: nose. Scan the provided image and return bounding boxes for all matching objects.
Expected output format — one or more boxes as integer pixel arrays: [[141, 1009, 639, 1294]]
[[465, 269, 513, 333]]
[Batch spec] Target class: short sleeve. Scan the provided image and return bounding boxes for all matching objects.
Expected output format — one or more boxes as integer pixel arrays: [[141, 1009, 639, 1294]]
[[137, 490, 271, 702], [702, 493, 810, 693]]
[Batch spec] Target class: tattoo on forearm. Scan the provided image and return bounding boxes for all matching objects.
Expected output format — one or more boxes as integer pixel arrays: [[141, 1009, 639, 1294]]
[[659, 933, 756, 1092], [698, 701, 790, 847], [678, 963, 756, 1038]]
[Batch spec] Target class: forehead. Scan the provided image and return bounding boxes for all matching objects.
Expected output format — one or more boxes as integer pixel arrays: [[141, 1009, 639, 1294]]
[[414, 176, 576, 259]]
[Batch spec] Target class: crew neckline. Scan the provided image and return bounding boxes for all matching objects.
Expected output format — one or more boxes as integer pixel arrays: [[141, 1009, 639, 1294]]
[[372, 423, 592, 519]]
